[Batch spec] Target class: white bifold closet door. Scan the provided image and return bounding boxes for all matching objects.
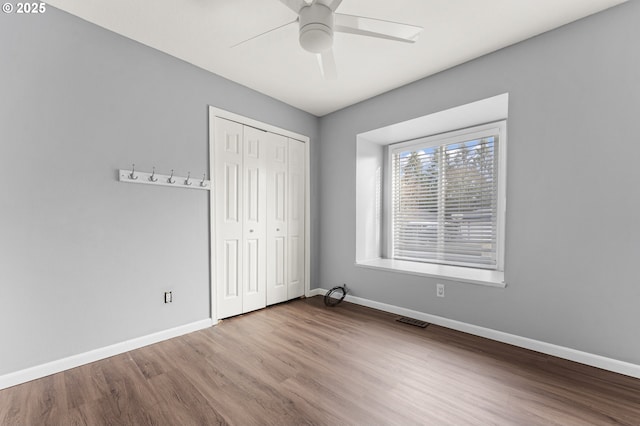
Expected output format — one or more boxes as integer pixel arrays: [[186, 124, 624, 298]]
[[266, 135, 306, 304], [287, 138, 305, 300], [215, 117, 305, 319], [266, 133, 288, 305]]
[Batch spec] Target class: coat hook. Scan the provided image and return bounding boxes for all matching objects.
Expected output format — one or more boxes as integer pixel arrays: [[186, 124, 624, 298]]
[[184, 172, 192, 186], [167, 169, 175, 184], [128, 163, 138, 180], [200, 173, 207, 187], [148, 166, 158, 182]]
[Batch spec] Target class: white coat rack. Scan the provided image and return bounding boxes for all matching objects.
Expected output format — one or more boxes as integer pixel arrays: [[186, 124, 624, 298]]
[[119, 165, 211, 190]]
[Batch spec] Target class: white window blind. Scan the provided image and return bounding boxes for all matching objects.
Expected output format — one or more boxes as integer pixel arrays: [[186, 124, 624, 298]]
[[390, 122, 505, 270]]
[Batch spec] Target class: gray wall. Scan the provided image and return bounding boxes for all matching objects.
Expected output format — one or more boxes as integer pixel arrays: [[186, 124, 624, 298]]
[[318, 1, 640, 364], [0, 8, 318, 375]]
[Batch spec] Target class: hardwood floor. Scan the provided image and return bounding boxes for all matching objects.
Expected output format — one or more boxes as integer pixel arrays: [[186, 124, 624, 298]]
[[2, 296, 640, 425]]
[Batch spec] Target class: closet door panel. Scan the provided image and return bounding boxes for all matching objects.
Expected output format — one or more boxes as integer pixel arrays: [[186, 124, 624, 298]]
[[214, 118, 244, 319], [289, 236, 301, 285], [288, 139, 305, 299], [245, 239, 259, 292], [267, 133, 289, 305], [223, 240, 240, 295], [242, 126, 267, 313], [274, 237, 286, 284], [224, 164, 240, 222]]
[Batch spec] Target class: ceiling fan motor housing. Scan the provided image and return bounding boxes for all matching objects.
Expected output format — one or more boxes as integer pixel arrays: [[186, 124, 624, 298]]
[[299, 3, 334, 53]]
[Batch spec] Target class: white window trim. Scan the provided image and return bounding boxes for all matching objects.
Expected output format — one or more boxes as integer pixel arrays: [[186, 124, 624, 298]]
[[354, 93, 509, 288], [386, 121, 507, 272], [357, 258, 505, 287]]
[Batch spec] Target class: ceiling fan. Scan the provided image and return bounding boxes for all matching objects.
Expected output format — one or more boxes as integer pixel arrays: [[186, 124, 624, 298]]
[[233, 0, 423, 79]]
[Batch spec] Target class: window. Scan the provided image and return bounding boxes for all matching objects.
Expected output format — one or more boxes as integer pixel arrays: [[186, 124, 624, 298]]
[[388, 121, 506, 271], [355, 93, 508, 286]]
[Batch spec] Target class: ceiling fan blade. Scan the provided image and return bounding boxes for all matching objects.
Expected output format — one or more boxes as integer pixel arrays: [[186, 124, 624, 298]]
[[231, 20, 297, 48], [334, 13, 423, 43], [279, 0, 311, 13], [317, 50, 337, 80]]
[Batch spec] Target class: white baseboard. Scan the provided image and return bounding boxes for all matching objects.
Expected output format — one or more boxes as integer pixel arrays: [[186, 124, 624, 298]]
[[307, 288, 325, 297], [0, 318, 214, 391], [310, 287, 640, 379]]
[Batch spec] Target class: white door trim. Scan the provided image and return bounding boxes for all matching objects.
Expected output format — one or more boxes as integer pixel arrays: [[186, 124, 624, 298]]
[[208, 106, 311, 322]]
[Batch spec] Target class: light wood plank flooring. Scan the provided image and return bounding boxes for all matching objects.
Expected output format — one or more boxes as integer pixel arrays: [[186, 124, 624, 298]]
[[1, 296, 640, 425]]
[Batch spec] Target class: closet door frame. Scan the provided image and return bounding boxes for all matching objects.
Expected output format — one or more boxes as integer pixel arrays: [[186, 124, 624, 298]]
[[209, 106, 311, 322]]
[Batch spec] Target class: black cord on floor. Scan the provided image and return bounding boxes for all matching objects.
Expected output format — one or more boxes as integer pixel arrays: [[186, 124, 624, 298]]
[[324, 284, 348, 307]]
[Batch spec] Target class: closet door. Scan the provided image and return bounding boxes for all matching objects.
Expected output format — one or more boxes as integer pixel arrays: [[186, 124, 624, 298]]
[[266, 133, 288, 305], [214, 118, 244, 319], [213, 113, 307, 318], [288, 139, 305, 299], [241, 126, 268, 313]]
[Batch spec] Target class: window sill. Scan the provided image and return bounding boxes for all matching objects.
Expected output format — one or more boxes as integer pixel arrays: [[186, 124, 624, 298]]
[[355, 258, 506, 288]]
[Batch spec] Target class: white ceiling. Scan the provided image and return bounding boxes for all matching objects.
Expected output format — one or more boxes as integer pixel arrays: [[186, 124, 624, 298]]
[[46, 0, 626, 116]]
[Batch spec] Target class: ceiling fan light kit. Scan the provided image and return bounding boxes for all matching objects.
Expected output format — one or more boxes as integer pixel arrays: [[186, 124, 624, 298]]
[[299, 4, 334, 53]]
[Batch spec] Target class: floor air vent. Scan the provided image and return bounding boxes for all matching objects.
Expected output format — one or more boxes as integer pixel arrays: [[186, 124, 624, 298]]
[[396, 317, 429, 328]]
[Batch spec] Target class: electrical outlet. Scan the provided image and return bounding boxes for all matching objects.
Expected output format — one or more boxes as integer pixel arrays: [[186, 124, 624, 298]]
[[436, 284, 445, 298], [164, 291, 173, 303]]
